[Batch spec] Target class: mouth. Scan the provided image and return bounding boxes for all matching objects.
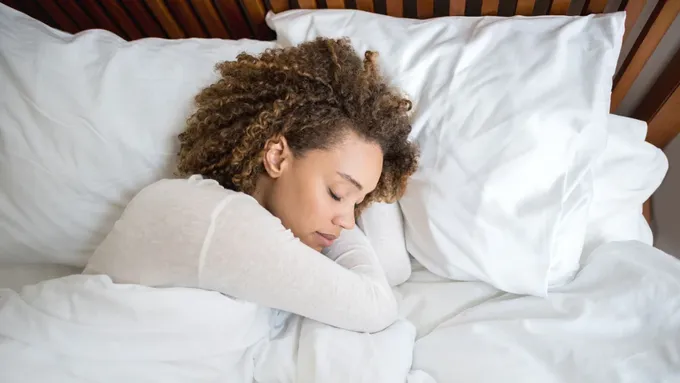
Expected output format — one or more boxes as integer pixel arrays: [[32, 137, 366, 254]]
[[315, 232, 337, 248]]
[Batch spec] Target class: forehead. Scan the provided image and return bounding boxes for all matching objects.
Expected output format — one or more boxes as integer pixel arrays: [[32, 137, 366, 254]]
[[298, 133, 383, 190]]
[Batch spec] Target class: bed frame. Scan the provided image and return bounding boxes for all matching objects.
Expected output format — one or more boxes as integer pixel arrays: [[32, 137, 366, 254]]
[[2, 0, 678, 221]]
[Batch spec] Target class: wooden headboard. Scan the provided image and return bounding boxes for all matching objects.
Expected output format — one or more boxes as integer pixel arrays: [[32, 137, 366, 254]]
[[1, 0, 678, 222]]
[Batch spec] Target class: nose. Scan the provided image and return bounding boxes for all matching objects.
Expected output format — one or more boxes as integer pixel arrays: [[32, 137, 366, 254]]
[[333, 208, 356, 230]]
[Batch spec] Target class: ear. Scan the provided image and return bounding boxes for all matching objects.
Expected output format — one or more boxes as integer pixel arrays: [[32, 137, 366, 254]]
[[262, 135, 291, 179]]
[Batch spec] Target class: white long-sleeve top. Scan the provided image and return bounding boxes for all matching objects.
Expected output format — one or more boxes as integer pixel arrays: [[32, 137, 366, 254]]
[[357, 202, 412, 287], [84, 176, 398, 333]]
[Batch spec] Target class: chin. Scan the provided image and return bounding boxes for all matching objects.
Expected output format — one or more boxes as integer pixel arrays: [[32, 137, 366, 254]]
[[301, 239, 322, 252]]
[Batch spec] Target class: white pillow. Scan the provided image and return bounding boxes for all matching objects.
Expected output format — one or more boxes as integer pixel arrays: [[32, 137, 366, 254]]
[[0, 4, 276, 266], [583, 114, 668, 255], [267, 10, 625, 296]]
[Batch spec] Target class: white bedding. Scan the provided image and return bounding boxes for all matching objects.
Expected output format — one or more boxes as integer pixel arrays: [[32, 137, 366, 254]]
[[402, 241, 680, 382], [0, 273, 415, 383], [0, 263, 80, 291], [1, 240, 679, 382]]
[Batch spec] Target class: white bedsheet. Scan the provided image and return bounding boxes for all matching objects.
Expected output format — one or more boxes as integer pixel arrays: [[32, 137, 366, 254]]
[[400, 240, 680, 382], [0, 240, 678, 382]]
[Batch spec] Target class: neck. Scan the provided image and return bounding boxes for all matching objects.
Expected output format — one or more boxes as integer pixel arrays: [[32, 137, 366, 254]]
[[251, 175, 271, 211]]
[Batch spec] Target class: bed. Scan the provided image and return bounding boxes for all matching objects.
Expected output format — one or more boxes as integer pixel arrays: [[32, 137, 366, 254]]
[[0, 1, 679, 382]]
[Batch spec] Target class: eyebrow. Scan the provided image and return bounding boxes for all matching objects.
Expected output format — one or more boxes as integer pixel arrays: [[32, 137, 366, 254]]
[[337, 172, 363, 191]]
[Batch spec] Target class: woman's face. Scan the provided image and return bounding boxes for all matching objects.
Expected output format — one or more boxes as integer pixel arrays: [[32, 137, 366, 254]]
[[255, 130, 383, 251]]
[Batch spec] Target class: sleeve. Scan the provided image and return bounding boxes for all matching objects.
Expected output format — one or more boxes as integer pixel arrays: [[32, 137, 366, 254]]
[[200, 195, 398, 333], [356, 202, 412, 286]]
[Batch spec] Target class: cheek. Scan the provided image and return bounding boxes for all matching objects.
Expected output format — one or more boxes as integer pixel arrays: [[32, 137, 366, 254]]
[[298, 176, 334, 224], [276, 170, 332, 232]]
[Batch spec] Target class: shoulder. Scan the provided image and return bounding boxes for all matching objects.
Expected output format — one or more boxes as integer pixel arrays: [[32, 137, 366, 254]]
[[139, 175, 237, 199], [141, 175, 281, 223], [132, 175, 248, 206], [124, 175, 268, 222]]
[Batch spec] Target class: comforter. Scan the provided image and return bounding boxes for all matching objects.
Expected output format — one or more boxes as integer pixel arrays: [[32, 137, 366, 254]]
[[1, 241, 678, 382]]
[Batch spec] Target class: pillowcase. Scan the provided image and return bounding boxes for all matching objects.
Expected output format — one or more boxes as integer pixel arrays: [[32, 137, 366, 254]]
[[0, 4, 275, 266], [583, 114, 668, 256], [267, 9, 625, 296]]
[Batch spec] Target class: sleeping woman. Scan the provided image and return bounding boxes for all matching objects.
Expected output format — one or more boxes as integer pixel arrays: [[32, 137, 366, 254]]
[[84, 37, 418, 333]]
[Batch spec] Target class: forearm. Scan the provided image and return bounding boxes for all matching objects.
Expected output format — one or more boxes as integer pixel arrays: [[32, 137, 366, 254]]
[[202, 202, 398, 333], [357, 202, 412, 286]]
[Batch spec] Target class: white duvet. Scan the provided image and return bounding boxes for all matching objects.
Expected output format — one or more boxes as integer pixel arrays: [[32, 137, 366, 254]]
[[1, 241, 679, 382]]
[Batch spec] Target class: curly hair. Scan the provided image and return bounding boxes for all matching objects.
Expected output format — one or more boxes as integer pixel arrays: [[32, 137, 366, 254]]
[[177, 37, 418, 213]]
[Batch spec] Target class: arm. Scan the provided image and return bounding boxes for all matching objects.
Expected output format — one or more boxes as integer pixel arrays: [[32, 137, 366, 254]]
[[356, 202, 412, 286], [202, 194, 398, 333], [84, 178, 398, 333]]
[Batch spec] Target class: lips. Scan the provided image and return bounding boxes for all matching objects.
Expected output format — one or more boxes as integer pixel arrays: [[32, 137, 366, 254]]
[[316, 232, 337, 247]]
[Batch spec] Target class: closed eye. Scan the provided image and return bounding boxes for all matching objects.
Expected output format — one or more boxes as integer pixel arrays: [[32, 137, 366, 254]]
[[328, 189, 341, 202]]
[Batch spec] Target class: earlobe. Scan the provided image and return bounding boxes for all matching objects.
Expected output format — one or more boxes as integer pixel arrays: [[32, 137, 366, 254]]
[[262, 135, 290, 178]]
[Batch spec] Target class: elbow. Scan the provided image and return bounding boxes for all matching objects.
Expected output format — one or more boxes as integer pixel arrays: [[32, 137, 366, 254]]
[[371, 308, 399, 334], [361, 291, 399, 333], [386, 263, 412, 287]]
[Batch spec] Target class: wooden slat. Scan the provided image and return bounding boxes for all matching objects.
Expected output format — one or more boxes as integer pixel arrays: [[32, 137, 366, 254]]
[[449, 0, 466, 14], [623, 0, 646, 43], [465, 0, 483, 14], [213, 0, 252, 39], [386, 0, 404, 15], [240, 0, 274, 40], [549, 0, 570, 14], [10, 0, 59, 29], [567, 0, 587, 14], [586, 0, 607, 13], [164, 0, 207, 37], [417, 0, 434, 17], [633, 47, 680, 148], [497, 0, 518, 15], [298, 0, 318, 8], [374, 0, 388, 13], [532, 0, 553, 14], [55, 0, 96, 30], [646, 85, 680, 148], [99, 0, 143, 40], [612, 0, 680, 112], [604, 0, 625, 12], [327, 0, 347, 8], [80, 0, 126, 38], [1, 0, 19, 10], [433, 0, 450, 15], [357, 0, 375, 11], [404, 0, 418, 15], [268, 0, 290, 12], [481, 0, 499, 14], [36, 0, 79, 34], [515, 0, 534, 14], [145, 0, 185, 38], [122, 1, 166, 37], [191, 0, 231, 38]]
